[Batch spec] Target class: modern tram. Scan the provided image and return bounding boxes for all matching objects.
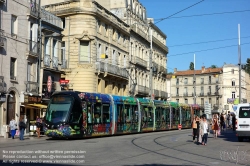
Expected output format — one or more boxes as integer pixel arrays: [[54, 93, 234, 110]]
[[44, 91, 201, 138]]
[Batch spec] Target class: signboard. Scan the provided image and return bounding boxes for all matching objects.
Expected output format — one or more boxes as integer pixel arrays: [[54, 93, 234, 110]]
[[47, 76, 52, 92], [24, 96, 42, 104], [59, 79, 69, 85], [204, 101, 211, 114]]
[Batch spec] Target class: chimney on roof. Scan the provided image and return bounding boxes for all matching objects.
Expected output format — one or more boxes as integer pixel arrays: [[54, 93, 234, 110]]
[[174, 68, 177, 73], [201, 66, 205, 72]]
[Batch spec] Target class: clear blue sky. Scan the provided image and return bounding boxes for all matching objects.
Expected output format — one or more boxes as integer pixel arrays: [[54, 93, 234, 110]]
[[140, 0, 250, 73]]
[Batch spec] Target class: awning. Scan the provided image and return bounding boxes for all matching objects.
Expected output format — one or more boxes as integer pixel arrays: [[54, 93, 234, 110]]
[[26, 104, 47, 109]]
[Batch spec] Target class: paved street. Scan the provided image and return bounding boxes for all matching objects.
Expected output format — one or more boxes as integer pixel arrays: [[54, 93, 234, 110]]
[[0, 129, 249, 166]]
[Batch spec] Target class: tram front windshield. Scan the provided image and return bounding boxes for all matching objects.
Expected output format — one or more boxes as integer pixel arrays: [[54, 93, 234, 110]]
[[45, 95, 73, 124]]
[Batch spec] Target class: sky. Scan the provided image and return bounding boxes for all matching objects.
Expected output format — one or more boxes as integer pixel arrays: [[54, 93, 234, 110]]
[[140, 0, 250, 73]]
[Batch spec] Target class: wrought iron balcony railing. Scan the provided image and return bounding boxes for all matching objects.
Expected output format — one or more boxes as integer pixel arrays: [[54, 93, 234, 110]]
[[44, 54, 51, 67], [25, 81, 38, 93], [96, 62, 128, 79], [0, 29, 4, 47], [52, 56, 58, 68], [135, 56, 147, 68], [40, 7, 62, 29], [138, 85, 149, 94], [29, 0, 39, 18], [27, 40, 38, 55], [61, 59, 67, 69]]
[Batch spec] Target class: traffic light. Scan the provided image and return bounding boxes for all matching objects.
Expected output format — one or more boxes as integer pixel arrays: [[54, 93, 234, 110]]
[[100, 54, 108, 59]]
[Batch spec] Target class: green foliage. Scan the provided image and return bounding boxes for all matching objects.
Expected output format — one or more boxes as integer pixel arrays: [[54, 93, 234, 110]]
[[210, 65, 217, 68], [189, 62, 194, 70], [245, 58, 250, 75]]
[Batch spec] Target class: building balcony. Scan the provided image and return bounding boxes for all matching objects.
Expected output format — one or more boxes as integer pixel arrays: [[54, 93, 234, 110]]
[[96, 62, 128, 79], [52, 56, 59, 69], [43, 54, 51, 67], [40, 8, 63, 29], [0, 76, 7, 93], [207, 92, 211, 96], [161, 91, 168, 98], [152, 61, 159, 72], [61, 59, 67, 69], [0, 29, 5, 48], [138, 85, 149, 95], [154, 89, 159, 97], [214, 92, 219, 95], [28, 0, 39, 18], [200, 93, 204, 96], [183, 92, 188, 97], [134, 56, 147, 68], [26, 40, 39, 58], [25, 81, 38, 94], [43, 0, 82, 16]]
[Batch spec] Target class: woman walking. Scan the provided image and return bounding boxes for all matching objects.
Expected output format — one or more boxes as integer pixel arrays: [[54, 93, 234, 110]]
[[200, 115, 209, 146], [36, 116, 42, 138], [9, 117, 17, 139], [192, 116, 198, 142], [212, 115, 219, 138], [18, 117, 26, 140]]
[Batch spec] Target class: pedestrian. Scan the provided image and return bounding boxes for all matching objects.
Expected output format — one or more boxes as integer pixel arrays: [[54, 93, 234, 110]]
[[9, 117, 17, 139], [18, 117, 26, 140], [212, 115, 219, 138], [192, 116, 197, 142], [220, 113, 225, 132], [232, 114, 236, 131], [197, 116, 202, 144], [36, 116, 42, 138], [200, 115, 209, 146]]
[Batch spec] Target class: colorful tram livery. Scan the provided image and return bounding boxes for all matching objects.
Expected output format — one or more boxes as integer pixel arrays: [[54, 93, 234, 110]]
[[44, 91, 197, 138]]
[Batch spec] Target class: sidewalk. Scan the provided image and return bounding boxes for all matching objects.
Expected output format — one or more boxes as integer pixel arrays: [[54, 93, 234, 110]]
[[0, 132, 46, 140]]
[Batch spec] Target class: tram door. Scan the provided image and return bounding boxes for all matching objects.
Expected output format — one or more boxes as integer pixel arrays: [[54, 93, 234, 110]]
[[86, 104, 93, 136], [181, 108, 186, 127], [116, 104, 124, 133], [131, 105, 138, 133], [165, 107, 170, 130], [155, 106, 161, 130]]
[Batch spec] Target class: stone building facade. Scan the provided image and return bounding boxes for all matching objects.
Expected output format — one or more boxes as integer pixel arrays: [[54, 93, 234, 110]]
[[0, 0, 63, 138], [41, 0, 168, 100]]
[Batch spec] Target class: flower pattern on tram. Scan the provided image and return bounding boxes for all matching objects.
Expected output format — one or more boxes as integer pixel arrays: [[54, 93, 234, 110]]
[[45, 125, 74, 137]]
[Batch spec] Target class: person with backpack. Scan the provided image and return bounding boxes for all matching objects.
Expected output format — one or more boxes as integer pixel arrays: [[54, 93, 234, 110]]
[[19, 117, 26, 140]]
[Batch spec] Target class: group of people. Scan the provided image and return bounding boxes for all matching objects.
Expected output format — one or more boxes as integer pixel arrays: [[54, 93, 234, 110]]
[[192, 112, 236, 145], [9, 117, 27, 140], [9, 115, 43, 140], [192, 115, 210, 146]]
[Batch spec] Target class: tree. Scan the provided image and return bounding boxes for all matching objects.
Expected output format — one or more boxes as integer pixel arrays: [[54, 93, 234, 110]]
[[210, 65, 217, 68], [189, 62, 194, 70], [245, 58, 250, 75]]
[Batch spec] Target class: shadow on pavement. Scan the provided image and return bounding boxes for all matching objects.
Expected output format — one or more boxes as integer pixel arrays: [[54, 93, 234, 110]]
[[124, 164, 196, 166]]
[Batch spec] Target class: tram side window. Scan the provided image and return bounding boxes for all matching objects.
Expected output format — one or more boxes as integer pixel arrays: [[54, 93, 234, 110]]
[[166, 108, 170, 121], [102, 104, 110, 123], [142, 107, 147, 121], [87, 105, 92, 123], [148, 107, 153, 122], [69, 103, 82, 123], [187, 110, 191, 121], [117, 104, 123, 123], [94, 104, 101, 124], [131, 105, 138, 122], [156, 107, 161, 121], [124, 105, 131, 122], [182, 110, 186, 121]]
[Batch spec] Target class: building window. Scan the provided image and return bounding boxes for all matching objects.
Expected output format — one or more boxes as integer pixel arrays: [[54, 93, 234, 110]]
[[97, 20, 101, 33], [201, 98, 204, 106], [184, 78, 188, 84], [104, 24, 108, 36], [112, 50, 116, 65], [113, 29, 116, 40], [176, 88, 179, 96], [11, 15, 18, 35], [201, 78, 204, 84], [232, 79, 235, 86], [201, 86, 204, 95], [97, 44, 101, 62], [45, 37, 50, 55], [231, 69, 234, 74], [123, 55, 126, 67], [10, 58, 16, 80], [118, 32, 121, 42], [209, 76, 211, 84], [27, 62, 32, 82], [185, 99, 188, 104], [176, 99, 179, 103], [208, 86, 211, 94], [53, 40, 58, 58], [232, 91, 235, 99], [209, 98, 212, 105], [79, 41, 90, 62], [176, 78, 179, 85]]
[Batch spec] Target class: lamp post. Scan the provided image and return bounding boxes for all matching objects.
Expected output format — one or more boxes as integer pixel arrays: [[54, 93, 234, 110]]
[[238, 24, 241, 103]]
